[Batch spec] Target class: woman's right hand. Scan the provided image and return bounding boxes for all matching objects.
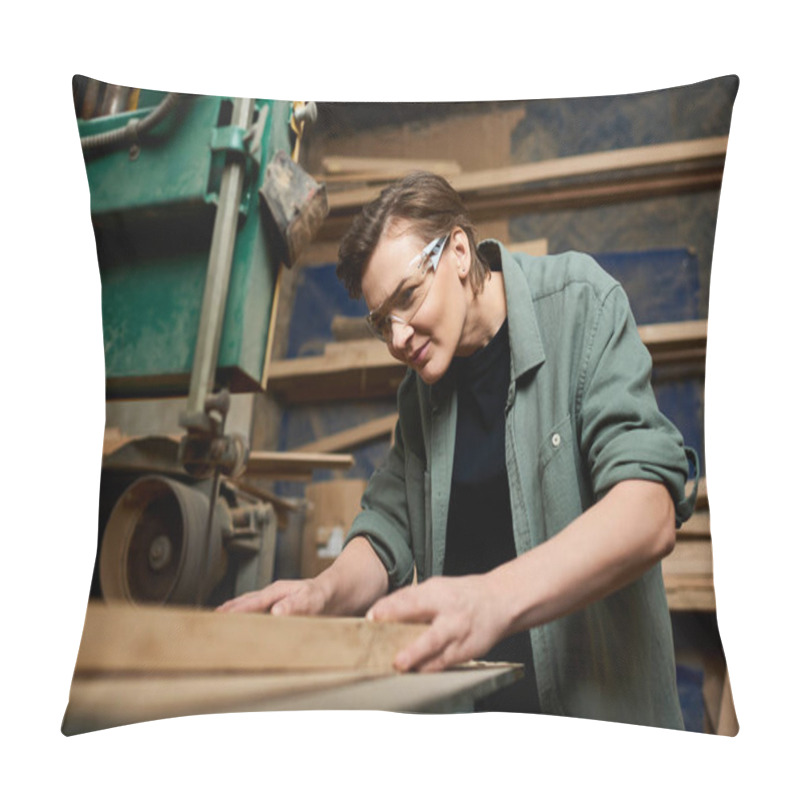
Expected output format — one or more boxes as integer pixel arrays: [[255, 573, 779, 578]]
[[216, 537, 390, 618], [215, 578, 328, 616]]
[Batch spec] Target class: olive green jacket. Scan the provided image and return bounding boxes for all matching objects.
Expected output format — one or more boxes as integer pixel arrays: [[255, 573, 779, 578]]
[[346, 241, 697, 729]]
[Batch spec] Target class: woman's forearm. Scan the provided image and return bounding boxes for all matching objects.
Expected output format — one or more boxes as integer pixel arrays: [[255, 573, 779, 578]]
[[217, 535, 389, 617], [488, 479, 676, 638], [315, 535, 390, 616], [366, 479, 676, 673]]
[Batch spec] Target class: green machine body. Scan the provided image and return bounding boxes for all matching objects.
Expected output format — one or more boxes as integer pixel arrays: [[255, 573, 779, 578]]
[[78, 88, 295, 399]]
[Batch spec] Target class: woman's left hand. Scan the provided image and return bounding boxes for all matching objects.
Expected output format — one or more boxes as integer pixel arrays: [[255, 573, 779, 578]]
[[366, 574, 509, 673]]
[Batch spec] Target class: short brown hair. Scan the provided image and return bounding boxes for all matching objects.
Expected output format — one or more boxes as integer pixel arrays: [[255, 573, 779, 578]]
[[336, 171, 489, 299]]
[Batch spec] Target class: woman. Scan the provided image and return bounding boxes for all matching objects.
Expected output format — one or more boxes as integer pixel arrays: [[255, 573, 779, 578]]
[[219, 172, 698, 728]]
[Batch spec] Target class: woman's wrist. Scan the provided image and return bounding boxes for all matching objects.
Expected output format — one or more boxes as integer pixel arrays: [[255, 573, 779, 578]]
[[314, 536, 389, 616]]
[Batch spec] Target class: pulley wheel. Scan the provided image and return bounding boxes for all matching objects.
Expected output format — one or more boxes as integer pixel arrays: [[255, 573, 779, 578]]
[[99, 475, 229, 605]]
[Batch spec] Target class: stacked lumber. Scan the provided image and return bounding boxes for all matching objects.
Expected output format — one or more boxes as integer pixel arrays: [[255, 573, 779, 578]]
[[664, 478, 716, 611], [316, 137, 727, 240]]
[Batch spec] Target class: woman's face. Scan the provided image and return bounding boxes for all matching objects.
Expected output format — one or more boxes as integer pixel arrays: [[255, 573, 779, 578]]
[[361, 221, 471, 385]]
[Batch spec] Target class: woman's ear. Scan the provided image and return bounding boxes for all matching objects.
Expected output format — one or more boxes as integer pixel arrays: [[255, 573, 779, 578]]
[[451, 227, 470, 279]]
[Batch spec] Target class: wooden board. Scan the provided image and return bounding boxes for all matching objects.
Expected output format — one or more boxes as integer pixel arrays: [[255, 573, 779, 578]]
[[689, 477, 709, 509], [63, 670, 371, 734], [663, 574, 716, 612], [244, 450, 355, 480], [678, 510, 711, 537], [244, 663, 523, 714], [662, 540, 713, 576], [325, 137, 728, 215], [716, 669, 739, 736], [63, 663, 522, 735], [74, 602, 428, 674], [320, 155, 462, 181], [293, 413, 398, 454]]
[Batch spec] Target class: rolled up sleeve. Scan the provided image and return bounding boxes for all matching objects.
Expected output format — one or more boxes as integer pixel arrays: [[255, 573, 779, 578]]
[[578, 283, 697, 525]]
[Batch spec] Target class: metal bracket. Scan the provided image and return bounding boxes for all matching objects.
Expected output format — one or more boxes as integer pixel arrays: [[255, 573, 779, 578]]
[[207, 103, 270, 216], [209, 124, 248, 158], [179, 389, 249, 479]]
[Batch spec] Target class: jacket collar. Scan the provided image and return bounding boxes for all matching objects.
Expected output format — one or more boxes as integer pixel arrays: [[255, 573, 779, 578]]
[[478, 239, 546, 382], [428, 239, 545, 409]]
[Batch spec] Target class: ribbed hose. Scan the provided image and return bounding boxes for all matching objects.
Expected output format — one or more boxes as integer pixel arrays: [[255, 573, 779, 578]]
[[80, 92, 182, 151]]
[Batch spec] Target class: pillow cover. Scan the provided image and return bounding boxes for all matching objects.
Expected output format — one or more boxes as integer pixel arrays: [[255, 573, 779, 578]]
[[65, 74, 738, 737]]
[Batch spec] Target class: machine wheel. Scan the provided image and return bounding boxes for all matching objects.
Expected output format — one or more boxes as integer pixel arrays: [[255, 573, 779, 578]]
[[99, 475, 230, 605]]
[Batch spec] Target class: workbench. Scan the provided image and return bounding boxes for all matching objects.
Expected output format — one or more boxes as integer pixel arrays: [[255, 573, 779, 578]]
[[62, 603, 522, 735]]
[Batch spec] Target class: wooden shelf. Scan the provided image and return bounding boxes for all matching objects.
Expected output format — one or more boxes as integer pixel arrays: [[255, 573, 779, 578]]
[[666, 478, 714, 611]]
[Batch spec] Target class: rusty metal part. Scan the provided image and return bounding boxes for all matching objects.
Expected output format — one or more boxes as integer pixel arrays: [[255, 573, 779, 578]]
[[259, 150, 328, 267]]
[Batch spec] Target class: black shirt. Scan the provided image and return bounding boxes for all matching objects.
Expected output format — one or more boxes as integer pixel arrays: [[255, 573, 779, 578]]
[[444, 319, 540, 713]]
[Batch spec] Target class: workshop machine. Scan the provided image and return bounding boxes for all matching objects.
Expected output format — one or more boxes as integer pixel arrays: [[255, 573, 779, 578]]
[[73, 77, 327, 607]]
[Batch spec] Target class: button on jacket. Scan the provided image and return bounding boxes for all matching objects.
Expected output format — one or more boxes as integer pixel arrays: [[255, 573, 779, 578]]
[[345, 241, 698, 729]]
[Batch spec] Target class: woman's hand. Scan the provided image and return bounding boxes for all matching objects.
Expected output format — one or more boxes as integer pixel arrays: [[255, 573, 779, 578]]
[[216, 578, 327, 616], [366, 574, 509, 673], [216, 536, 390, 617]]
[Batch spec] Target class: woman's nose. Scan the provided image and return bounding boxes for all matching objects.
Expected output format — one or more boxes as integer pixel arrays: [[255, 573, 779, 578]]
[[390, 317, 414, 351]]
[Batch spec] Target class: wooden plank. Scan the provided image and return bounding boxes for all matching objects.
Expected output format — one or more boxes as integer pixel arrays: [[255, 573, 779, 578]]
[[663, 574, 716, 612], [63, 670, 371, 735], [317, 166, 724, 242], [460, 167, 724, 223], [63, 663, 522, 734], [294, 413, 399, 454], [244, 450, 354, 477], [267, 343, 406, 403], [322, 155, 462, 177], [662, 540, 713, 576], [717, 669, 739, 736], [74, 602, 428, 674], [702, 658, 726, 733], [678, 510, 711, 537], [690, 477, 709, 509], [326, 137, 728, 215], [639, 319, 707, 349], [260, 264, 284, 391], [246, 663, 523, 714]]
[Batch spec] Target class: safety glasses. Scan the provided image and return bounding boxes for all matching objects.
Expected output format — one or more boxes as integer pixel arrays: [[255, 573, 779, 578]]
[[366, 234, 449, 342]]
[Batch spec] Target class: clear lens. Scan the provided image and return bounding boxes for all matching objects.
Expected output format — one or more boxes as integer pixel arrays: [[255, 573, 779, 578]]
[[365, 235, 448, 342]]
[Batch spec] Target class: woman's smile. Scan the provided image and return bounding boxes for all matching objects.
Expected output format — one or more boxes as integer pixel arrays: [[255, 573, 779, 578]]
[[410, 339, 431, 366]]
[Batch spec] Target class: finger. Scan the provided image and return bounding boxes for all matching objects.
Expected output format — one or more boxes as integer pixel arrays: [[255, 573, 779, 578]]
[[215, 591, 266, 613], [216, 583, 291, 614], [415, 643, 464, 673], [393, 622, 454, 673], [271, 593, 308, 616], [367, 586, 437, 624]]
